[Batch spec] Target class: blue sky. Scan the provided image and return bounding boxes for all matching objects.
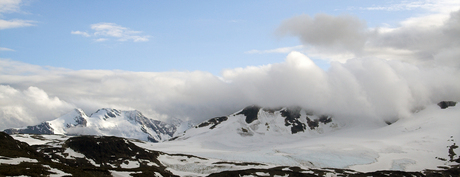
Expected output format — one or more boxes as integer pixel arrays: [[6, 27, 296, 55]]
[[0, 0, 429, 75]]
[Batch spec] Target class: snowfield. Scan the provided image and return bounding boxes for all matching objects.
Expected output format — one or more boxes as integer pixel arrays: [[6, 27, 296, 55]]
[[136, 103, 460, 172]]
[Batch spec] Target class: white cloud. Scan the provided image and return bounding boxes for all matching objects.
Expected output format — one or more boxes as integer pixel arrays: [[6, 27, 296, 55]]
[[71, 30, 90, 37], [95, 38, 108, 42], [0, 18, 35, 30], [355, 0, 460, 12], [0, 0, 22, 14], [245, 45, 304, 54], [0, 85, 74, 130], [0, 0, 36, 30], [276, 13, 372, 60], [72, 23, 151, 42], [0, 47, 14, 51], [276, 6, 460, 67], [1, 51, 460, 130]]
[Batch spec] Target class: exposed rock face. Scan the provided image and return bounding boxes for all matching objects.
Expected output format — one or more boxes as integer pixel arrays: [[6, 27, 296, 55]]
[[0, 132, 44, 159], [64, 136, 163, 166], [197, 116, 228, 129], [281, 107, 306, 134], [237, 105, 261, 124], [0, 132, 176, 176], [3, 122, 54, 135], [438, 101, 457, 109]]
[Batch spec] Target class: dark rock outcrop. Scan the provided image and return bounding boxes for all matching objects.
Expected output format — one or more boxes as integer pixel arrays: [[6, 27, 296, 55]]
[[197, 116, 228, 129], [0, 132, 45, 159], [3, 122, 54, 135], [281, 107, 306, 134], [237, 105, 261, 124], [438, 101, 457, 109]]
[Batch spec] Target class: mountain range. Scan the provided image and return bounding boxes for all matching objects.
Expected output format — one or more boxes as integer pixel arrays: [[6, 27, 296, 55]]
[[1, 101, 459, 175], [3, 108, 178, 142]]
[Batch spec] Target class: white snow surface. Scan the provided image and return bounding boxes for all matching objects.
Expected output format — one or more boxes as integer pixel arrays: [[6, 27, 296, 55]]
[[110, 170, 142, 177], [120, 160, 140, 169], [137, 104, 460, 172], [157, 153, 272, 176], [0, 156, 38, 165], [173, 121, 195, 137], [63, 148, 85, 159], [48, 108, 88, 134], [43, 165, 72, 177]]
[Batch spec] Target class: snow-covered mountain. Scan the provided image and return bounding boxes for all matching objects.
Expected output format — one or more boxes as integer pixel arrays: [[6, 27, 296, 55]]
[[172, 105, 341, 141], [148, 102, 460, 172], [4, 108, 177, 142]]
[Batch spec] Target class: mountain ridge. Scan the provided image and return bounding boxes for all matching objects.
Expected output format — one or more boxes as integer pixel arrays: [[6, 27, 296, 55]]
[[171, 105, 342, 142], [4, 108, 177, 142]]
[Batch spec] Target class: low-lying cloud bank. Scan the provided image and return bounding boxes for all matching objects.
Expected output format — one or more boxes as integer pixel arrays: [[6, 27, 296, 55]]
[[1, 51, 460, 130]]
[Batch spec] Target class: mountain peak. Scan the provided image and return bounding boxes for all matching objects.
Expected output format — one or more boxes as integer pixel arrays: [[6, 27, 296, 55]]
[[90, 108, 122, 119], [173, 106, 340, 141]]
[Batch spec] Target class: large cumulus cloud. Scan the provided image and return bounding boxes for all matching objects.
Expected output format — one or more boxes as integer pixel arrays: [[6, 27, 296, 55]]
[[277, 9, 460, 67], [0, 85, 74, 130], [276, 14, 370, 55]]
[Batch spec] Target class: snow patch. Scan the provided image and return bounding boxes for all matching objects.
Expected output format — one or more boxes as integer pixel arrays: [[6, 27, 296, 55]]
[[43, 165, 71, 177], [63, 148, 85, 159], [391, 159, 416, 171], [120, 160, 140, 169], [0, 156, 38, 165]]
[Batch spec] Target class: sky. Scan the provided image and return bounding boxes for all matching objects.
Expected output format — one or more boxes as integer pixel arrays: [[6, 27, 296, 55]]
[[1, 0, 460, 130]]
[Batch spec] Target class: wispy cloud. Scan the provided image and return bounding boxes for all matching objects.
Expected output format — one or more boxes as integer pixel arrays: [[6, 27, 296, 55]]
[[348, 0, 460, 12], [95, 38, 108, 42], [0, 0, 36, 30], [0, 19, 35, 30], [245, 45, 304, 54], [0, 0, 22, 14], [72, 23, 151, 42], [0, 47, 14, 51], [229, 19, 245, 23], [71, 30, 90, 37]]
